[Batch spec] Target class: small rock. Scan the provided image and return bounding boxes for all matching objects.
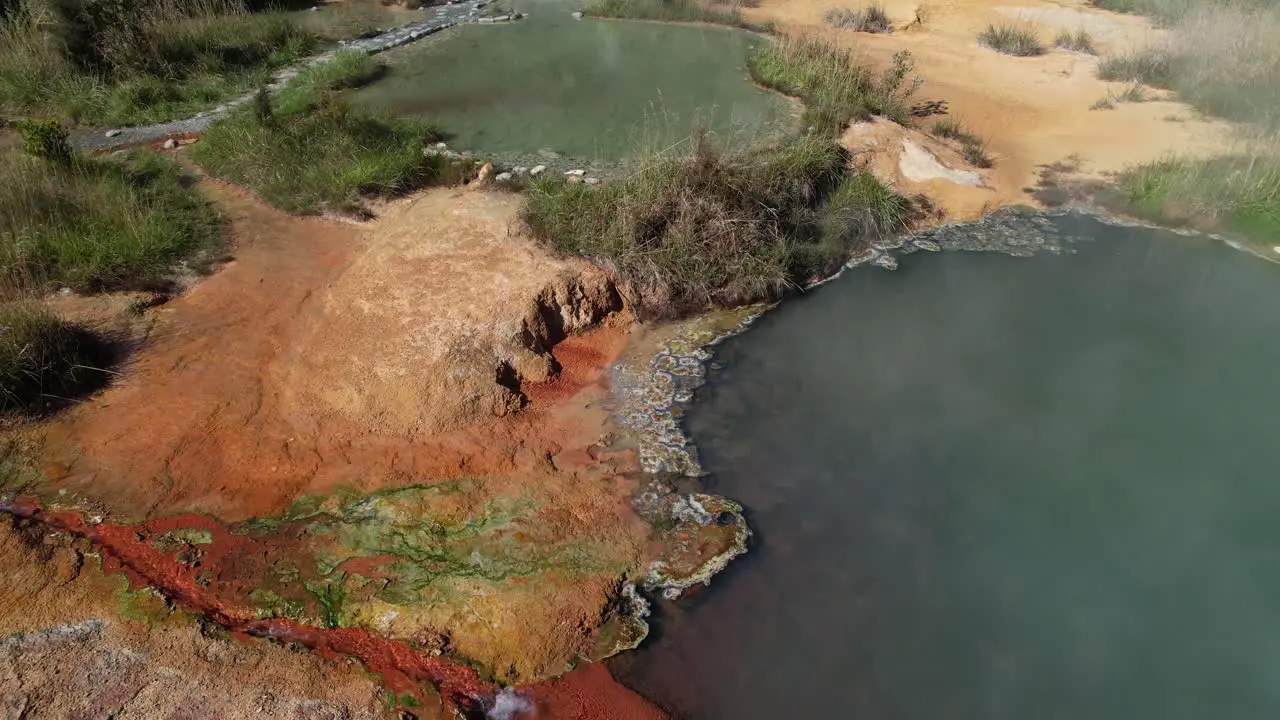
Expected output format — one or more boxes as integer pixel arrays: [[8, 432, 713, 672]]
[[584, 177, 600, 185], [435, 142, 448, 150], [310, 5, 319, 10], [571, 11, 583, 19], [512, 166, 529, 175], [530, 165, 546, 176], [163, 138, 178, 149], [495, 172, 513, 182], [478, 17, 493, 23], [565, 169, 586, 177], [105, 129, 122, 138], [57, 287, 73, 296]]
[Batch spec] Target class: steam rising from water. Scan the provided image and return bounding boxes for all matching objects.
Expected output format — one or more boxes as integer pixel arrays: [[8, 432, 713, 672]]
[[486, 688, 534, 720]]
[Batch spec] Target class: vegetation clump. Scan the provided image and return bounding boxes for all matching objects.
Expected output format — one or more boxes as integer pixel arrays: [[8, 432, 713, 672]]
[[0, 301, 116, 414], [747, 35, 920, 133], [192, 53, 461, 216], [930, 118, 993, 168], [522, 133, 913, 319], [1116, 154, 1280, 246], [824, 3, 892, 33], [1053, 28, 1096, 54], [977, 23, 1046, 56], [0, 0, 314, 126], [0, 133, 223, 292]]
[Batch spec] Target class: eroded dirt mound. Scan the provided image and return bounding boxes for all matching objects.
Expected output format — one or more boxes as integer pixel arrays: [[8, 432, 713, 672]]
[[286, 189, 621, 438], [845, 117, 991, 214]]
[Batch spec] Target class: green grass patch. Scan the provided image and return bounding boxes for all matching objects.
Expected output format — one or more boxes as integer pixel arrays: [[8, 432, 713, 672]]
[[977, 23, 1046, 57], [583, 0, 757, 28], [930, 118, 993, 168], [0, 144, 223, 292], [1115, 154, 1280, 246], [1053, 28, 1096, 54], [824, 3, 892, 33], [521, 133, 913, 319], [0, 0, 315, 126], [747, 34, 920, 133], [192, 55, 460, 216], [0, 300, 118, 413]]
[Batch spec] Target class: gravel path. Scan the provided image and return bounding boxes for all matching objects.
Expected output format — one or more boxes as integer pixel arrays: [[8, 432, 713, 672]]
[[75, 1, 508, 151]]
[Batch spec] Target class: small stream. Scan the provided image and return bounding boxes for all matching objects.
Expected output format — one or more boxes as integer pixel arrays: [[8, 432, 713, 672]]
[[610, 213, 1280, 719]]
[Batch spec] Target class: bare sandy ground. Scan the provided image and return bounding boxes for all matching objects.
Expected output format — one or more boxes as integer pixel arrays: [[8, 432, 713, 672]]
[[748, 0, 1238, 219]]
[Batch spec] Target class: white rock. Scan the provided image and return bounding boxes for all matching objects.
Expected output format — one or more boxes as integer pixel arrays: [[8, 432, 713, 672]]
[[584, 177, 600, 185], [495, 172, 513, 182], [530, 165, 546, 176], [571, 10, 583, 19], [435, 142, 448, 149], [163, 138, 178, 149], [105, 129, 122, 138], [564, 169, 586, 177], [512, 166, 529, 175]]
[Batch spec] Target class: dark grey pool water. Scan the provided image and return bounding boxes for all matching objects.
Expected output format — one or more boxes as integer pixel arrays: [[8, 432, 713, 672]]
[[610, 214, 1280, 719]]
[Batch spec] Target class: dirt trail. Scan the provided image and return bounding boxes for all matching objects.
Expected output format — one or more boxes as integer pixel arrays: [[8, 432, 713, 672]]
[[749, 0, 1238, 219]]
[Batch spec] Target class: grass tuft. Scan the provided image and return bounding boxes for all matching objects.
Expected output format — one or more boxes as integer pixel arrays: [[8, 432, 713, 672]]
[[824, 4, 893, 33], [977, 23, 1046, 56], [522, 132, 913, 319], [747, 35, 920, 133], [0, 301, 117, 414], [1053, 28, 1096, 54], [930, 118, 993, 168]]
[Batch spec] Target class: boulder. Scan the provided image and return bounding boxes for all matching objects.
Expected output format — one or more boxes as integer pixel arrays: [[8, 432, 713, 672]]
[[530, 165, 547, 177]]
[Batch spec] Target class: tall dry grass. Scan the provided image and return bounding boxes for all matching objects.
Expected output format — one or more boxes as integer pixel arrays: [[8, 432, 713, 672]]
[[1096, 0, 1280, 244], [1098, 3, 1280, 127], [522, 132, 915, 319]]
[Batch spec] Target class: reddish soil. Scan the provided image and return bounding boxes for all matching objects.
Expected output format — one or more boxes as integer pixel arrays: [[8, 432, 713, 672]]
[[2, 181, 670, 718], [37, 184, 629, 523]]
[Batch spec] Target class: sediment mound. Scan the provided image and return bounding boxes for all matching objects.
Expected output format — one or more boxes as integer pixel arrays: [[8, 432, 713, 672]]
[[286, 189, 622, 437]]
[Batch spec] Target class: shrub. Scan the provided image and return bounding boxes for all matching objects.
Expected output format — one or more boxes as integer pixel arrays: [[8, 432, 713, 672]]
[[824, 4, 892, 33], [747, 35, 920, 133], [15, 119, 72, 163], [1053, 28, 1095, 54], [0, 148, 223, 292], [977, 23, 1046, 56], [0, 301, 117, 414], [193, 57, 457, 215], [522, 133, 913, 318]]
